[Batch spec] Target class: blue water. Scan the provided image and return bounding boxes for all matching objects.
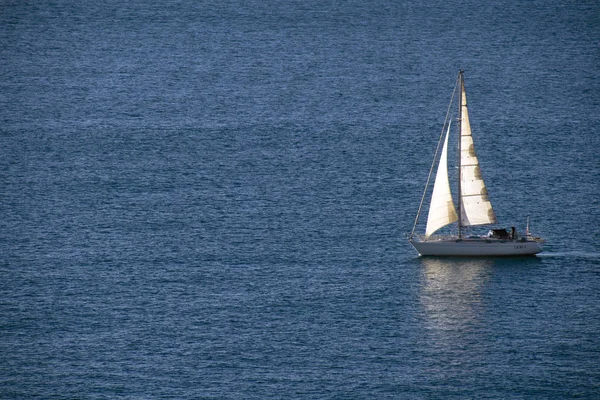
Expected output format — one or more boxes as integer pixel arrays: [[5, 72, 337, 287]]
[[1, 0, 599, 398]]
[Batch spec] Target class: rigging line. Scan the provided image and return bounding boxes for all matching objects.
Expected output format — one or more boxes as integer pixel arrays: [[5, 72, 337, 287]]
[[410, 74, 460, 239]]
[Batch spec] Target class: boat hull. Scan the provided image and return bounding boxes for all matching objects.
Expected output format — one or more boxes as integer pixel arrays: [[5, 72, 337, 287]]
[[409, 238, 542, 257]]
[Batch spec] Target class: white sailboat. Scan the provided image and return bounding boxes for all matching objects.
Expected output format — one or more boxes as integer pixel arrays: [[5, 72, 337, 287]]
[[409, 70, 543, 256]]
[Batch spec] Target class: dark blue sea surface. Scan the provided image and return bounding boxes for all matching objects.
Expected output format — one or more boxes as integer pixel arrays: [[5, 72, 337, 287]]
[[1, 0, 599, 398]]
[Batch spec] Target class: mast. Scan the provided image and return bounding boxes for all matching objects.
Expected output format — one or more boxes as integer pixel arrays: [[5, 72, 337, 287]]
[[457, 70, 464, 238]]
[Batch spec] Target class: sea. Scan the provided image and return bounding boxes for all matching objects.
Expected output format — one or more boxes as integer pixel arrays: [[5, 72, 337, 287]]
[[1, 0, 599, 398]]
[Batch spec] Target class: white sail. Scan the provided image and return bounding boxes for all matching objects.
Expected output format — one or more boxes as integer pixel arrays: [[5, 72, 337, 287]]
[[425, 122, 458, 236], [459, 82, 497, 226]]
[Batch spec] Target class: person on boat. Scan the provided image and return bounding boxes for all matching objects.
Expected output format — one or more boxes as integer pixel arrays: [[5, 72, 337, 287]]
[[511, 226, 516, 240]]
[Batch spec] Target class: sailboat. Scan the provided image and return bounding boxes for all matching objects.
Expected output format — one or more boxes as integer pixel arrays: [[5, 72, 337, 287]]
[[408, 70, 543, 256]]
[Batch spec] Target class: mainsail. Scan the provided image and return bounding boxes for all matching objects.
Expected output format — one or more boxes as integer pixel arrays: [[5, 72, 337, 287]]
[[425, 122, 458, 236], [459, 80, 497, 226]]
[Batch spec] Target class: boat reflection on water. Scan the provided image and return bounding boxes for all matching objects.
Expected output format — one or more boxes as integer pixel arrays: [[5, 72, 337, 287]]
[[418, 257, 493, 345], [415, 257, 495, 387], [416, 256, 543, 385]]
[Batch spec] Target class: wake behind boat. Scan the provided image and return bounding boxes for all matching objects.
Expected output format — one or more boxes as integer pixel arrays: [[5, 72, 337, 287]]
[[408, 71, 543, 257]]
